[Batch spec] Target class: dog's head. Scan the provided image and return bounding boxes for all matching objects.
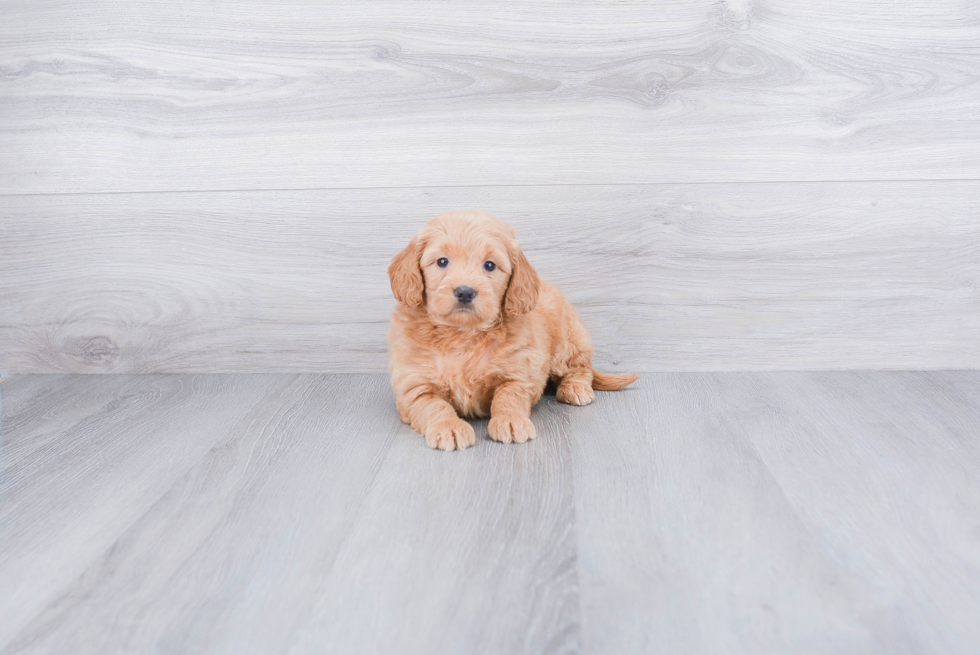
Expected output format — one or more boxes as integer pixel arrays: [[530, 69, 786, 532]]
[[388, 210, 540, 329]]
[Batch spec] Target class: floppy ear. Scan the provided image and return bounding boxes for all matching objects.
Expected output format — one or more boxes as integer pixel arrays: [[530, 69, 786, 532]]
[[388, 236, 425, 307], [504, 243, 540, 316]]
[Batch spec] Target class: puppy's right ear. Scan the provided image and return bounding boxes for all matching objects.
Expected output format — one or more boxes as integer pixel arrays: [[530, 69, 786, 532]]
[[388, 236, 425, 307]]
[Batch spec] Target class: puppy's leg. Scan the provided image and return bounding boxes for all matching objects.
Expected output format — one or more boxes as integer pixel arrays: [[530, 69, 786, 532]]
[[554, 313, 596, 407], [399, 391, 475, 451], [556, 357, 595, 406], [488, 381, 539, 444]]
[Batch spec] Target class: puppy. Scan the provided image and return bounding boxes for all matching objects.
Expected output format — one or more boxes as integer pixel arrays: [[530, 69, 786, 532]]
[[387, 210, 639, 451]]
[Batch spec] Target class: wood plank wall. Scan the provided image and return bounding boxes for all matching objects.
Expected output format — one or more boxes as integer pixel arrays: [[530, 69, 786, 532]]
[[2, 0, 978, 373]]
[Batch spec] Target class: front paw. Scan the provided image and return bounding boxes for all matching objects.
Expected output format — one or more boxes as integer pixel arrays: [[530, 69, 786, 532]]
[[424, 418, 476, 451], [488, 413, 536, 444]]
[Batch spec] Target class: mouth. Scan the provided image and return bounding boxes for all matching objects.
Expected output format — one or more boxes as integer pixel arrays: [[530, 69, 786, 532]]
[[453, 303, 475, 312]]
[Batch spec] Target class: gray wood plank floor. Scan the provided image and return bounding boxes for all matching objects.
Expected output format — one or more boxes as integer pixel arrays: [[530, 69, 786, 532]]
[[1, 372, 978, 654]]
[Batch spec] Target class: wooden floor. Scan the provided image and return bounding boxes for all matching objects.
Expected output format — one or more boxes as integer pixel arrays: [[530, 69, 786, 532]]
[[2, 372, 979, 654]]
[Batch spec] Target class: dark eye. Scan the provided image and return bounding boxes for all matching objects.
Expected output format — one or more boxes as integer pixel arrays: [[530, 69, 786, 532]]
[[437, 258, 449, 268], [483, 261, 496, 272]]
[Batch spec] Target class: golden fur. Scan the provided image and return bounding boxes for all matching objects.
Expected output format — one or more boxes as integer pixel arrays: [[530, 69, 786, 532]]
[[388, 210, 639, 451]]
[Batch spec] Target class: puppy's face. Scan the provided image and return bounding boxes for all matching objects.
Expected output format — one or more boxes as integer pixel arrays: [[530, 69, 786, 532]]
[[419, 227, 511, 328], [389, 210, 540, 329]]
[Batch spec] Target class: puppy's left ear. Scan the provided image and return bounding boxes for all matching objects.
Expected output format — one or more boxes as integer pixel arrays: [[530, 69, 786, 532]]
[[504, 243, 540, 316], [388, 236, 425, 307]]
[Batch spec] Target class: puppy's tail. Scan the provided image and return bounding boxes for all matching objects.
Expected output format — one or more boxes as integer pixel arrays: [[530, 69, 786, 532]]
[[591, 368, 640, 391]]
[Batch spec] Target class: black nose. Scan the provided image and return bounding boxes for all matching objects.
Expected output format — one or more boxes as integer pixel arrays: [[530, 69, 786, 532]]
[[454, 286, 477, 304]]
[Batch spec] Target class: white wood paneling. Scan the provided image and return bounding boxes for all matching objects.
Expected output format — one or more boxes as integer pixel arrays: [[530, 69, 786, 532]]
[[1, 0, 978, 372], [2, 0, 979, 193], [2, 181, 977, 373]]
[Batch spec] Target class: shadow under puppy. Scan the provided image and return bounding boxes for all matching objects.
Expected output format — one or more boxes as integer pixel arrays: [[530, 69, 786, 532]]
[[388, 210, 639, 451]]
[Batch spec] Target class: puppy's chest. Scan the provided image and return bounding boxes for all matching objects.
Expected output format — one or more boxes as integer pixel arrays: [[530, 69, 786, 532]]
[[431, 346, 502, 415]]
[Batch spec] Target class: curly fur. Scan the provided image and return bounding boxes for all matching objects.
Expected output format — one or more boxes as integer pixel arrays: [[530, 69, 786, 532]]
[[388, 210, 639, 451]]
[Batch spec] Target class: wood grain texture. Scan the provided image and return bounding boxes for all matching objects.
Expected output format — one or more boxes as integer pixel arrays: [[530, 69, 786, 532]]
[[285, 397, 577, 655], [0, 374, 291, 649], [570, 371, 980, 654], [1, 0, 979, 193], [2, 372, 980, 653], [0, 374, 578, 655], [2, 181, 978, 373]]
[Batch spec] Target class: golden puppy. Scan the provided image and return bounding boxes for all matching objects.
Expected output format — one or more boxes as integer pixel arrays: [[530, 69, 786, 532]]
[[388, 210, 639, 451]]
